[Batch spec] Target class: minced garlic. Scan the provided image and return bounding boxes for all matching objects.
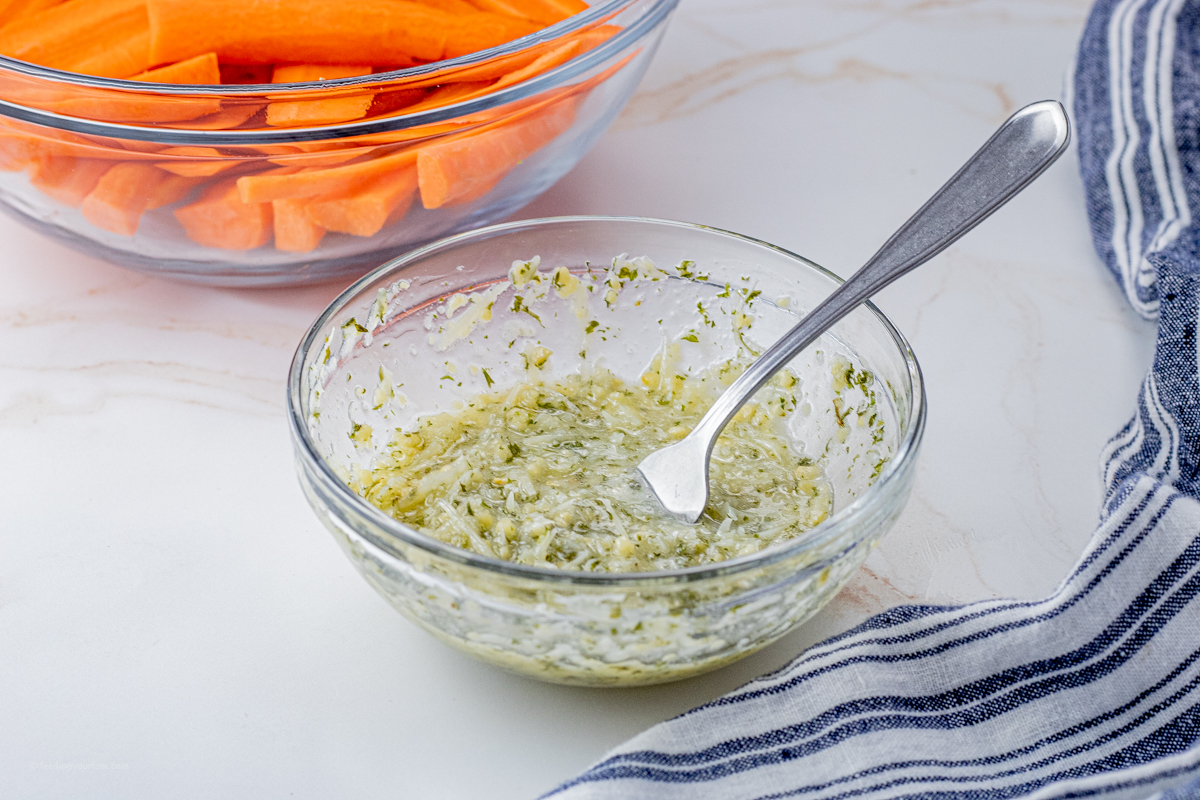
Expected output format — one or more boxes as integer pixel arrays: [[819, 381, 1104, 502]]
[[352, 357, 832, 572]]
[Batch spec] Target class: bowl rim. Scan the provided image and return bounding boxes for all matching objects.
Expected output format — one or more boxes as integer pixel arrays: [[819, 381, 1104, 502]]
[[287, 215, 927, 587], [0, 0, 677, 146]]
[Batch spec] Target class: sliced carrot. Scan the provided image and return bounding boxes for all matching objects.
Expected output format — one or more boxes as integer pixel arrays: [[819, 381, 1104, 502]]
[[271, 64, 373, 84], [0, 0, 64, 25], [488, 38, 581, 91], [417, 93, 576, 209], [273, 198, 325, 252], [0, 0, 151, 78], [265, 93, 375, 127], [305, 165, 418, 236], [130, 52, 220, 84], [391, 80, 495, 116], [237, 147, 417, 203], [153, 146, 238, 177], [146, 172, 199, 208], [412, 0, 478, 13], [333, 51, 628, 148], [174, 103, 263, 130], [0, 128, 40, 171], [265, 149, 368, 167], [174, 179, 272, 250], [148, 0, 451, 66], [442, 12, 540, 59], [28, 157, 111, 206], [0, 120, 149, 164], [37, 88, 221, 125], [81, 162, 175, 235], [361, 86, 428, 118], [466, 0, 586, 25]]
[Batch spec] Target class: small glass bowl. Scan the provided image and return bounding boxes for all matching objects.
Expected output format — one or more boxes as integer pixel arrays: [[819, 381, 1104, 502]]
[[0, 0, 676, 287], [287, 217, 926, 686]]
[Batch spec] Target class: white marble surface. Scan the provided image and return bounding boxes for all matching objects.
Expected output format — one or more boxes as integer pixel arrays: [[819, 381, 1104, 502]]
[[0, 1, 1158, 797]]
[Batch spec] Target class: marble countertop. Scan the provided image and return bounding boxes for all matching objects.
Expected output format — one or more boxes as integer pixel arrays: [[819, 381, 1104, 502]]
[[0, 1, 1157, 796]]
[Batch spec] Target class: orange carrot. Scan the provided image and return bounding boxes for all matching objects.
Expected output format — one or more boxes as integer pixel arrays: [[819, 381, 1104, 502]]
[[417, 94, 576, 209], [81, 162, 175, 235], [0, 0, 151, 78], [271, 64, 372, 83], [412, 0, 478, 13], [0, 128, 40, 171], [402, 20, 616, 89], [305, 164, 418, 236], [0, 120, 149, 165], [28, 157, 111, 206], [466, 0, 586, 25], [174, 104, 262, 130], [130, 52, 220, 84], [390, 80, 494, 116], [146, 172, 198, 208], [442, 12, 540, 59], [0, 0, 64, 24], [265, 149, 368, 167], [148, 0, 454, 66], [265, 93, 374, 127], [360, 85, 428, 118], [334, 51, 628, 147], [237, 148, 417, 203], [174, 178, 272, 249], [489, 39, 582, 91], [272, 198, 325, 251], [153, 146, 238, 177]]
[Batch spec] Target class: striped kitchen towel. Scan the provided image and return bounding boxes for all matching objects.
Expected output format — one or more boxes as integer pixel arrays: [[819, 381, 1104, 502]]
[[543, 1, 1200, 798]]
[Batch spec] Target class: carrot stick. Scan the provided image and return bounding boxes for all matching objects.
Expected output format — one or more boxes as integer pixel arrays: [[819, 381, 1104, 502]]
[[0, 0, 151, 77], [417, 94, 576, 209], [337, 50, 625, 147], [0, 128, 40, 171], [272, 198, 325, 252], [174, 178, 272, 250], [368, 19, 615, 94], [173, 104, 262, 130], [488, 38, 581, 91], [271, 64, 372, 83], [389, 80, 494, 116], [305, 164, 418, 236], [80, 162, 175, 235], [36, 86, 222, 124], [148, 0, 453, 66], [412, 0, 480, 14], [265, 93, 374, 127], [237, 148, 417, 203], [265, 149, 367, 167], [28, 157, 111, 206], [466, 0, 586, 25], [130, 52, 220, 84], [146, 172, 198, 208], [0, 0, 64, 24], [153, 146, 238, 177], [0, 120, 187, 169], [441, 12, 540, 59]]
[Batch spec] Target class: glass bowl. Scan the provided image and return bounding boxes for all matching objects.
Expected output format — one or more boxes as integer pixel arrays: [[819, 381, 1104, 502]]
[[0, 0, 676, 287], [287, 216, 926, 686]]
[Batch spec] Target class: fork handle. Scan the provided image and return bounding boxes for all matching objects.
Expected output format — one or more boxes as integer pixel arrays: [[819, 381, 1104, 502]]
[[689, 100, 1071, 451]]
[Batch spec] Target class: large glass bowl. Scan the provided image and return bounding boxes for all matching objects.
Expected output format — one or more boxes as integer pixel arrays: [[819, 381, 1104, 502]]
[[0, 0, 675, 287], [287, 217, 926, 686]]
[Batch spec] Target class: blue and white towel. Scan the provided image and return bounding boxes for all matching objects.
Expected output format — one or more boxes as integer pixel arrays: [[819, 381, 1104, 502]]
[[545, 1, 1200, 797]]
